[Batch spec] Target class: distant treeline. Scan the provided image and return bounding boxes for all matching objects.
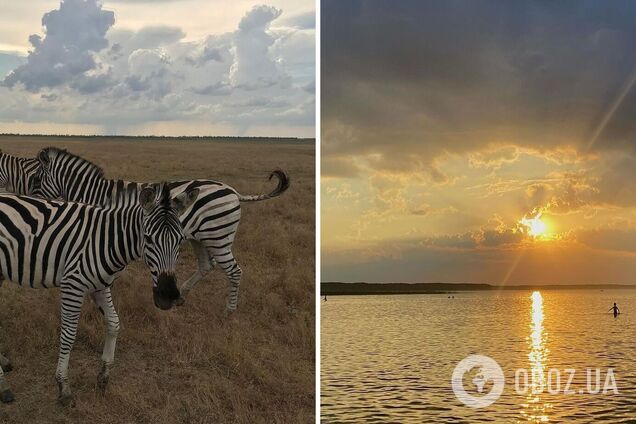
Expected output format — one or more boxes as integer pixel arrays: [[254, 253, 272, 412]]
[[321, 282, 636, 295], [0, 133, 314, 143]]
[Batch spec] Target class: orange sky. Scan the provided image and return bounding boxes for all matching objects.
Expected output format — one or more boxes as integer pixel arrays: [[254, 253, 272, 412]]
[[322, 0, 636, 285]]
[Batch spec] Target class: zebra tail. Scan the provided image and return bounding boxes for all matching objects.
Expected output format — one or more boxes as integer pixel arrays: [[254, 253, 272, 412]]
[[237, 169, 290, 202]]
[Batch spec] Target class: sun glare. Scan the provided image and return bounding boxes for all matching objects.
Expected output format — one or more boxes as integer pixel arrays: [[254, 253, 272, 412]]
[[520, 213, 548, 238]]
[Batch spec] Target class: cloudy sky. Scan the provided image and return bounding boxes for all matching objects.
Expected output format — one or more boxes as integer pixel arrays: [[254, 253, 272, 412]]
[[0, 0, 314, 136], [322, 0, 636, 285]]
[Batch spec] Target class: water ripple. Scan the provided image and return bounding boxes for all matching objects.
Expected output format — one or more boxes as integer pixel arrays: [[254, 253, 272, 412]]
[[321, 290, 636, 422]]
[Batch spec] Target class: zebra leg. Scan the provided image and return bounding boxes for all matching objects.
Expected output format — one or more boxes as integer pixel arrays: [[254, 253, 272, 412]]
[[0, 278, 12, 402], [55, 288, 85, 407], [0, 362, 13, 403], [175, 239, 214, 306], [0, 354, 12, 373], [214, 249, 242, 312], [91, 288, 120, 391]]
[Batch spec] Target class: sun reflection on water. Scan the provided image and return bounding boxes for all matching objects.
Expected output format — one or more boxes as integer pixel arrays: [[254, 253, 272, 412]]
[[522, 291, 551, 422]]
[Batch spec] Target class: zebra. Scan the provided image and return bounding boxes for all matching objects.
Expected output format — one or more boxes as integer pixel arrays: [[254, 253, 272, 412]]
[[0, 150, 39, 195], [0, 182, 199, 406], [32, 147, 289, 311]]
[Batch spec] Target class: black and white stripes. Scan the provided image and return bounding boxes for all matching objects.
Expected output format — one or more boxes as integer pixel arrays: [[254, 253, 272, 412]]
[[0, 182, 198, 406], [0, 146, 288, 407], [34, 147, 289, 311], [0, 150, 39, 195]]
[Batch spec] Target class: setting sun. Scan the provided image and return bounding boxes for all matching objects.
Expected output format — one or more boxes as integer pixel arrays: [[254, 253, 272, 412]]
[[520, 214, 548, 238]]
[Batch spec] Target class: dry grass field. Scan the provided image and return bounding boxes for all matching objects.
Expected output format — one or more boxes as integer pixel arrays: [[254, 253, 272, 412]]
[[0, 135, 315, 423]]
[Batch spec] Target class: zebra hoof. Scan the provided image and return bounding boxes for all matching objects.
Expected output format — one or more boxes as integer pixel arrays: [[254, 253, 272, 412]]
[[1, 363, 12, 373], [97, 373, 109, 391], [223, 307, 237, 319], [175, 297, 185, 307], [0, 389, 14, 403], [58, 393, 75, 408]]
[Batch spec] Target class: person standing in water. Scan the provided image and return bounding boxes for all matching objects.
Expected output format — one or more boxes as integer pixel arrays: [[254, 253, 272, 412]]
[[609, 302, 620, 317]]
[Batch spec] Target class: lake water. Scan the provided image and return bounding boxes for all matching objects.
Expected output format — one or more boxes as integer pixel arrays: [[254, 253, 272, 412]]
[[321, 290, 636, 423]]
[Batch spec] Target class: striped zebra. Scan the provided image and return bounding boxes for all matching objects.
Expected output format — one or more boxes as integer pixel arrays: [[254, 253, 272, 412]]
[[0, 150, 39, 195], [33, 147, 289, 311], [0, 183, 198, 406]]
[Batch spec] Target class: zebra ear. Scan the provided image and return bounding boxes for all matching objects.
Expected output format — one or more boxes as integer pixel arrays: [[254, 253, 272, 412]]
[[171, 188, 199, 215], [37, 150, 50, 169], [139, 186, 158, 213]]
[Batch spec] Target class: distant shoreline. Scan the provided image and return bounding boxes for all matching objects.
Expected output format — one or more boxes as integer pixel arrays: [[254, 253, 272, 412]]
[[321, 282, 636, 295]]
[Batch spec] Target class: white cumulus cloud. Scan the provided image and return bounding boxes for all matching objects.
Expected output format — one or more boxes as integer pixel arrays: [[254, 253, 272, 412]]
[[3, 0, 114, 92], [0, 0, 315, 137]]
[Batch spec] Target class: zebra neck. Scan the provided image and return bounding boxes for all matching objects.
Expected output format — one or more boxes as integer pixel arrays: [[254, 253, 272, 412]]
[[62, 175, 110, 205], [108, 180, 143, 207], [104, 206, 145, 268]]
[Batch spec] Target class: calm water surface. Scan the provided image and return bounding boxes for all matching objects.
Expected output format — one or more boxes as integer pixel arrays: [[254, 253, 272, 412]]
[[321, 290, 636, 423]]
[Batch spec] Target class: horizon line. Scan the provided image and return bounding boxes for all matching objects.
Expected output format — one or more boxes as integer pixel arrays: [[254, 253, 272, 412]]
[[0, 133, 315, 140], [322, 281, 636, 287]]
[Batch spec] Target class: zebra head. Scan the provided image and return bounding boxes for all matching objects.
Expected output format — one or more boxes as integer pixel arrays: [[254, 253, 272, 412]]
[[0, 150, 40, 195], [32, 148, 69, 200], [139, 183, 199, 310]]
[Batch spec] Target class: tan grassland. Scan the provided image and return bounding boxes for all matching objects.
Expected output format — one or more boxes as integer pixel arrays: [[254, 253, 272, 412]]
[[0, 135, 315, 423]]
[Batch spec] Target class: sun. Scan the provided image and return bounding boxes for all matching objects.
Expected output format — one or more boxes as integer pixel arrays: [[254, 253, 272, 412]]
[[520, 213, 548, 238]]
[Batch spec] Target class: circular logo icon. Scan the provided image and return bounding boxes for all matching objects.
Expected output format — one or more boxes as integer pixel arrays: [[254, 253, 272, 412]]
[[451, 354, 505, 408]]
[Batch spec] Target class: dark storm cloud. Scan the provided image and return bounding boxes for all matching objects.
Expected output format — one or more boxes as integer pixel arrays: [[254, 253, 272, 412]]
[[322, 0, 636, 173], [3, 0, 114, 92]]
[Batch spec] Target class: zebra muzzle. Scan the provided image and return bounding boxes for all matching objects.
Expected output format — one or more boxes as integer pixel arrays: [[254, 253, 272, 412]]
[[153, 273, 180, 310]]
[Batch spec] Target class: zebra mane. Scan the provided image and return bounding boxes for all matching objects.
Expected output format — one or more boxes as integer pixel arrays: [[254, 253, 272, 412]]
[[42, 147, 105, 179], [110, 182, 171, 209], [159, 182, 171, 208]]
